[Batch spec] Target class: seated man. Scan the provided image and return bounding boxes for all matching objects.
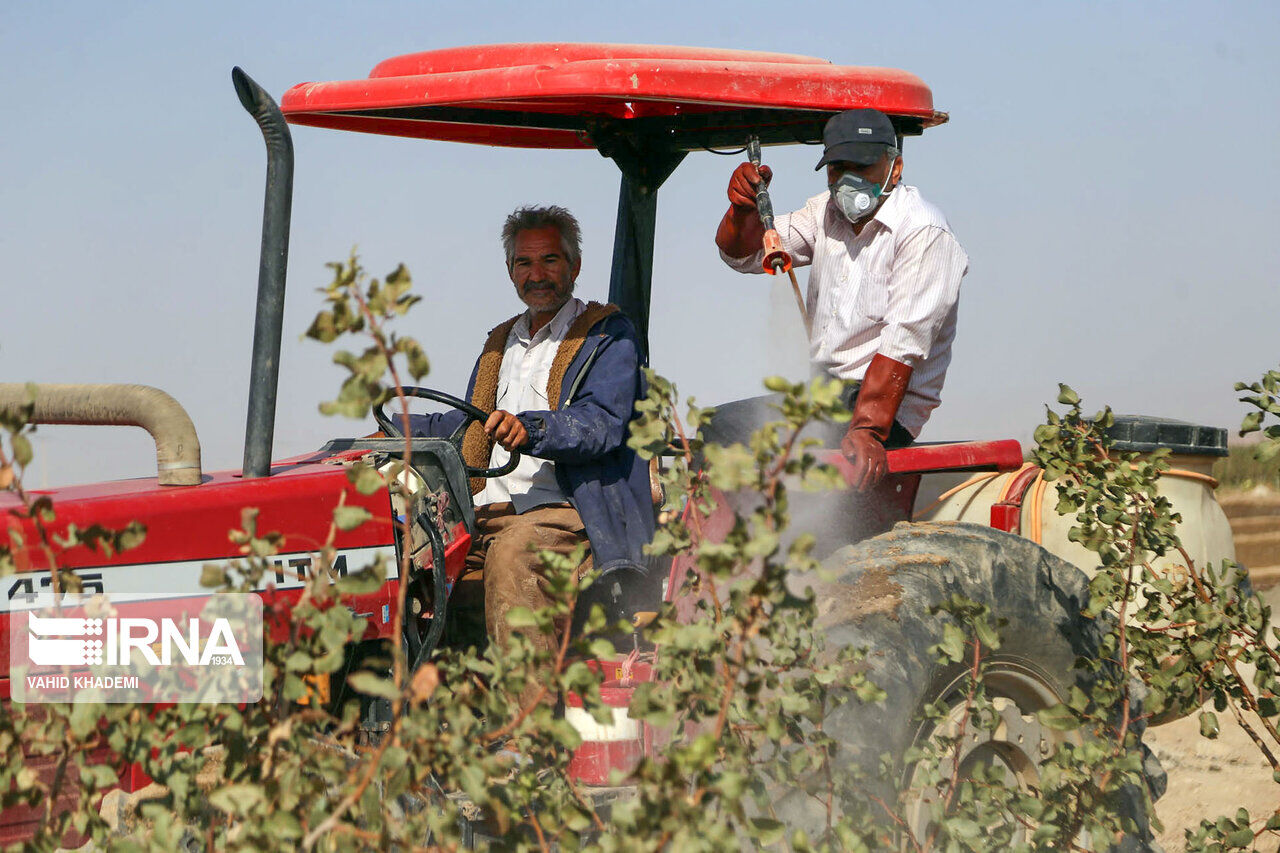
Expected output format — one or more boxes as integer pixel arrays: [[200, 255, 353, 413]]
[[410, 205, 651, 701]]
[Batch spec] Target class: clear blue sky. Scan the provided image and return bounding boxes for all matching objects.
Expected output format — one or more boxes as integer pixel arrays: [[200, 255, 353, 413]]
[[4, 1, 1278, 487]]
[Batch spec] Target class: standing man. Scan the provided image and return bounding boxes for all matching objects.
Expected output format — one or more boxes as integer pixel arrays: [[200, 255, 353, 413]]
[[411, 205, 651, 702], [715, 108, 968, 491]]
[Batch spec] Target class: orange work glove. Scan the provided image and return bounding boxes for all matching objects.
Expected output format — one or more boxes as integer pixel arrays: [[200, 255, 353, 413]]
[[726, 161, 773, 209], [840, 353, 913, 491]]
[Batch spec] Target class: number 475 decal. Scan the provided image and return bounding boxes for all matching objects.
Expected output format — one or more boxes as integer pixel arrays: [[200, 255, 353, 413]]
[[8, 572, 105, 604]]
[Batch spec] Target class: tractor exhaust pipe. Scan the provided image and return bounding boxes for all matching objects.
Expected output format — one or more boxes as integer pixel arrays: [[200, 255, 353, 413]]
[[233, 67, 294, 479], [0, 384, 202, 486]]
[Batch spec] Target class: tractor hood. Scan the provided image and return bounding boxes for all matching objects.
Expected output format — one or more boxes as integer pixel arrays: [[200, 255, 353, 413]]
[[0, 450, 392, 577]]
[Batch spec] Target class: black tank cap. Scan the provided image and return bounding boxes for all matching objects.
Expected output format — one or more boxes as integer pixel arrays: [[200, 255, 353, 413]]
[[1093, 415, 1229, 457]]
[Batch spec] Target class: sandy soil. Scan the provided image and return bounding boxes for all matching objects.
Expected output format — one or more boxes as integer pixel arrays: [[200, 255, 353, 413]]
[[1147, 707, 1278, 850], [1146, 580, 1280, 851]]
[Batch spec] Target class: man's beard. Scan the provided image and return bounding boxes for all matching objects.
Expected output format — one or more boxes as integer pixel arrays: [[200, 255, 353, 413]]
[[522, 277, 573, 309]]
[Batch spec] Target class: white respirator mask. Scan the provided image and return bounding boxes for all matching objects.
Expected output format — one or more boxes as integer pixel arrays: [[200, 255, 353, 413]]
[[830, 155, 897, 223]]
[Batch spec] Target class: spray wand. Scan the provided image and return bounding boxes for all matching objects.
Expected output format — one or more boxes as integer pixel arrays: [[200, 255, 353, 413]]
[[747, 136, 812, 337]]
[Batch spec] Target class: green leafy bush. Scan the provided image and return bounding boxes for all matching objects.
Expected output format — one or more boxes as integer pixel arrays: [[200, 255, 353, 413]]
[[3, 260, 1278, 852]]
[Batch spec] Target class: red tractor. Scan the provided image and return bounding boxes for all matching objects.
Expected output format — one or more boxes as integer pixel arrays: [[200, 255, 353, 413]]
[[2, 43, 1233, 847]]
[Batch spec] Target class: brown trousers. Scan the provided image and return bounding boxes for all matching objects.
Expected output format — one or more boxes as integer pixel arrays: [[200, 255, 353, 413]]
[[463, 502, 589, 704]]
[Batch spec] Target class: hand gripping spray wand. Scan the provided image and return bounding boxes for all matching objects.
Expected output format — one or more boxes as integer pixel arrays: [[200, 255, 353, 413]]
[[747, 136, 812, 338]]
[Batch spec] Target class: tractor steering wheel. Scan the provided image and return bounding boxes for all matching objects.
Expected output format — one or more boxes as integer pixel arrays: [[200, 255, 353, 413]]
[[373, 387, 521, 479]]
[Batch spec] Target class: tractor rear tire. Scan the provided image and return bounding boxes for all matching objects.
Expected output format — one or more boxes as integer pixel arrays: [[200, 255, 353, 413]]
[[778, 521, 1165, 851]]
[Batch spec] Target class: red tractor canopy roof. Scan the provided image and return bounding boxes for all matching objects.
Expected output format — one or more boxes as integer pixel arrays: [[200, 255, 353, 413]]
[[280, 42, 946, 150]]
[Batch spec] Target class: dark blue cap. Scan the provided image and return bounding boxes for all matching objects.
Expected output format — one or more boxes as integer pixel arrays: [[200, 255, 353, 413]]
[[815, 109, 898, 170]]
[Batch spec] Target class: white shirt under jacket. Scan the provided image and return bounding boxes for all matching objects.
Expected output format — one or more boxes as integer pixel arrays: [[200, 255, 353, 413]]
[[720, 185, 968, 437], [476, 297, 587, 511]]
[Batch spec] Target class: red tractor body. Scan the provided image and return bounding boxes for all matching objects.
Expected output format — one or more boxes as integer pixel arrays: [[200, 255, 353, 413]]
[[2, 44, 1053, 843]]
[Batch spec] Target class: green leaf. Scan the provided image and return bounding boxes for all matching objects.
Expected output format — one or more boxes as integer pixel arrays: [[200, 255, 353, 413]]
[[11, 434, 32, 467], [266, 811, 304, 840], [333, 505, 372, 531], [399, 338, 430, 381], [118, 521, 146, 552], [334, 566, 384, 595], [937, 623, 966, 663], [1199, 710, 1220, 739], [971, 615, 1002, 652], [199, 563, 227, 588], [14, 767, 36, 790], [346, 463, 385, 495], [749, 818, 785, 845], [285, 650, 314, 672], [1224, 827, 1255, 847], [1036, 703, 1080, 731], [81, 764, 120, 788], [504, 606, 539, 629], [208, 783, 264, 815], [587, 638, 616, 658], [762, 376, 792, 394], [347, 671, 400, 700], [1066, 685, 1090, 714], [304, 311, 340, 343]]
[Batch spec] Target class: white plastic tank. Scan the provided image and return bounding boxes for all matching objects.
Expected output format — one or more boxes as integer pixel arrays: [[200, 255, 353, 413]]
[[921, 416, 1235, 586]]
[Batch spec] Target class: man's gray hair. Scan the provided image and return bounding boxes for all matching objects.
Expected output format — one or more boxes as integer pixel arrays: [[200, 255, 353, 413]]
[[502, 205, 582, 269]]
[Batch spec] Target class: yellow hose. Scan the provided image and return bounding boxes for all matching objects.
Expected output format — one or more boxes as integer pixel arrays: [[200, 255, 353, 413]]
[[1028, 473, 1048, 544], [997, 463, 1038, 502], [1159, 467, 1219, 489], [914, 471, 1002, 519]]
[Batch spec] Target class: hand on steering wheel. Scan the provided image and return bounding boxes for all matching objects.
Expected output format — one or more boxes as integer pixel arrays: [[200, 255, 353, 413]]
[[483, 409, 528, 453], [373, 387, 521, 479]]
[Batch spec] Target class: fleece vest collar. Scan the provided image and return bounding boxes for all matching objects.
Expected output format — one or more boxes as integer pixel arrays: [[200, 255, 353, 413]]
[[461, 300, 620, 493]]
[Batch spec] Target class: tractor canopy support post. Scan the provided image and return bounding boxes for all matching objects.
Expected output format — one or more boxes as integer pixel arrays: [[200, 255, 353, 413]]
[[607, 177, 659, 350], [602, 138, 685, 355], [233, 67, 294, 479]]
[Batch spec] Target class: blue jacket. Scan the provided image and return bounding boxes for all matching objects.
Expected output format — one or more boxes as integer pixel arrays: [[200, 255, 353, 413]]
[[409, 306, 653, 571]]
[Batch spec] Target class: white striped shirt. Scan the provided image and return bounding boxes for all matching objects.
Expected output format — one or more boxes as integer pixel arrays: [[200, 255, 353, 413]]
[[721, 184, 967, 437]]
